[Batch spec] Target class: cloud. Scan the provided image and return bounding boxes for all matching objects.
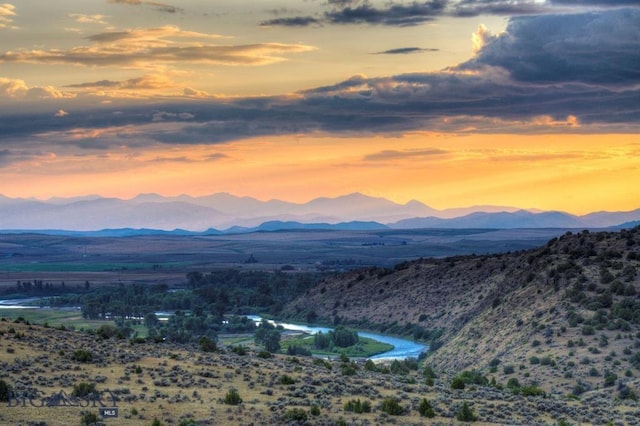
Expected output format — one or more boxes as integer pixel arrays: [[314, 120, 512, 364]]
[[325, 1, 447, 26], [54, 109, 69, 117], [1, 77, 73, 99], [260, 16, 321, 27], [459, 8, 640, 85], [1, 9, 638, 161], [550, 0, 640, 6], [0, 3, 16, 28], [0, 25, 316, 68], [151, 111, 195, 122], [107, 0, 183, 14], [261, 0, 566, 28], [374, 47, 439, 55], [66, 74, 177, 91], [182, 87, 209, 97], [68, 14, 110, 26], [364, 148, 448, 161], [451, 0, 552, 17]]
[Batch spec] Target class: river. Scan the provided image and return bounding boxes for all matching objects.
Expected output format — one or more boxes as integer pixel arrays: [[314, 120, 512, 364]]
[[248, 316, 428, 361], [0, 299, 428, 360]]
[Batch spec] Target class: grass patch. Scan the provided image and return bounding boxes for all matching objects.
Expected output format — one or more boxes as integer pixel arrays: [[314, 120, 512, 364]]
[[280, 334, 393, 358], [0, 308, 114, 330]]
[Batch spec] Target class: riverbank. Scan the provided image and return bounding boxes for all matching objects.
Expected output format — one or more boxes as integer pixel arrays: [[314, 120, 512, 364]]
[[249, 316, 428, 360]]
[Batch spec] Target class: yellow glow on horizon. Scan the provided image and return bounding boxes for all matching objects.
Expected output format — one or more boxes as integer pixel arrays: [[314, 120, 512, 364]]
[[2, 132, 638, 215]]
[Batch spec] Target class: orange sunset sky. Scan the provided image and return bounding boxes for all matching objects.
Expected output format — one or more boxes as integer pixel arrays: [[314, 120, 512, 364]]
[[1, 1, 639, 215]]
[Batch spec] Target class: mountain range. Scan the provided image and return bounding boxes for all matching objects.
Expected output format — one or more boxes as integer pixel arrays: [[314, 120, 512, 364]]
[[1, 192, 639, 233]]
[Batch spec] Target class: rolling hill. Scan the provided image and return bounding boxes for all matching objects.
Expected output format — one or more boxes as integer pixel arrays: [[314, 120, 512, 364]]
[[283, 226, 640, 398]]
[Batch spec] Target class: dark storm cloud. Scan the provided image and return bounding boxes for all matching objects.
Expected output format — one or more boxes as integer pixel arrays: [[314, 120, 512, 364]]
[[260, 16, 321, 26], [451, 0, 551, 17], [263, 0, 448, 27], [324, 0, 447, 26], [374, 47, 439, 54], [550, 0, 640, 6], [261, 0, 565, 28], [459, 8, 640, 84]]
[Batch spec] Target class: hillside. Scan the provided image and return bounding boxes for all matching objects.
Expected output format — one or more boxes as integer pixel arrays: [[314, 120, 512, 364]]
[[2, 227, 640, 424], [283, 227, 640, 398]]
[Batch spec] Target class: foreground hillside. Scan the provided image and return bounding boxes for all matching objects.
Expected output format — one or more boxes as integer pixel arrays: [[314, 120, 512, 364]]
[[1, 319, 638, 426], [284, 227, 640, 401]]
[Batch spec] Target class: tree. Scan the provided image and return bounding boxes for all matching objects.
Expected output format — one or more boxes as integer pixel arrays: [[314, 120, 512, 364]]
[[199, 336, 217, 352], [224, 388, 242, 405], [263, 329, 281, 353], [331, 326, 358, 347], [456, 402, 477, 422], [254, 320, 281, 353], [380, 397, 403, 415], [0, 379, 11, 402], [418, 398, 435, 418]]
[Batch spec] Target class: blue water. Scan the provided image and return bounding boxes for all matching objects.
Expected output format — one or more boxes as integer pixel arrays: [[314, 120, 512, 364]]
[[248, 315, 428, 360]]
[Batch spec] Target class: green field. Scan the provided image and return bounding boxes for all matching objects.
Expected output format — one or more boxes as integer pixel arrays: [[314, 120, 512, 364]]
[[0, 261, 192, 272], [281, 334, 393, 358], [0, 308, 114, 330]]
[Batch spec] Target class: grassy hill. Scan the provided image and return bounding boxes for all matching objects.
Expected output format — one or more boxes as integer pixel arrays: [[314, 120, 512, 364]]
[[283, 227, 640, 400], [1, 227, 640, 425]]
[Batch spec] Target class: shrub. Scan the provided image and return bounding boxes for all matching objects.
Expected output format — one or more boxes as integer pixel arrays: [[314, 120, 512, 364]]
[[341, 363, 357, 376], [604, 370, 617, 387], [282, 408, 308, 422], [231, 345, 247, 355], [286, 345, 311, 356], [364, 359, 377, 372], [80, 411, 100, 426], [72, 382, 97, 398], [310, 405, 321, 416], [73, 349, 93, 363], [198, 336, 217, 352], [380, 397, 404, 415], [344, 398, 371, 413], [418, 398, 435, 418], [279, 374, 295, 385], [507, 378, 521, 389], [503, 365, 515, 375], [423, 365, 437, 379], [451, 376, 466, 390], [223, 388, 242, 405], [521, 385, 546, 397], [257, 351, 271, 359], [0, 379, 12, 402], [456, 402, 477, 422]]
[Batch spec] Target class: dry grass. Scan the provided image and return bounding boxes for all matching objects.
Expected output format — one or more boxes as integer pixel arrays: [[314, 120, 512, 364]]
[[1, 319, 639, 425]]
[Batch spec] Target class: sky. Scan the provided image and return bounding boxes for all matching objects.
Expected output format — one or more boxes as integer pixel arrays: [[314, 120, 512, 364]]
[[0, 0, 639, 214]]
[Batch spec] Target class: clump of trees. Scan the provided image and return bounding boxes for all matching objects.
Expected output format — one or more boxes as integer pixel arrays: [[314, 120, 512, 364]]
[[314, 326, 359, 350], [254, 319, 281, 353]]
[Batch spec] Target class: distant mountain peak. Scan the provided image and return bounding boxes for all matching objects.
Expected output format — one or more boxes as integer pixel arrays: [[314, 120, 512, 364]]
[[0, 192, 638, 232]]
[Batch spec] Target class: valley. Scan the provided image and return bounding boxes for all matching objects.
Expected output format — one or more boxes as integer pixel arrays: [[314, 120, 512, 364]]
[[1, 226, 640, 425]]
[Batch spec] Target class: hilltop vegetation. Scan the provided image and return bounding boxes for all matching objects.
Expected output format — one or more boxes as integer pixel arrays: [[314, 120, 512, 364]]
[[284, 227, 640, 399]]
